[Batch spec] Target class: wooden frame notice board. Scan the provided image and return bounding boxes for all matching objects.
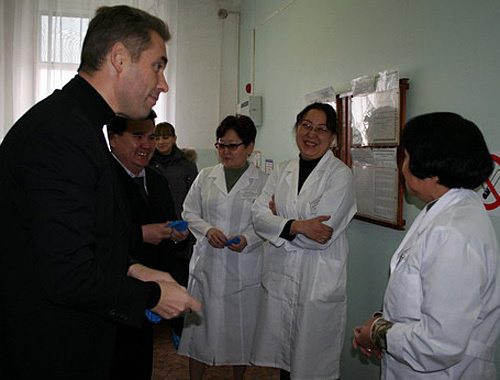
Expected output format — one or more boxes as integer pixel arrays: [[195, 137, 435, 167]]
[[335, 78, 409, 230]]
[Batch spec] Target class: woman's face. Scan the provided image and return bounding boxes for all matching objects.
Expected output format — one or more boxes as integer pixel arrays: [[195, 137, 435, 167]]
[[295, 109, 336, 160], [155, 134, 176, 154], [216, 129, 254, 169]]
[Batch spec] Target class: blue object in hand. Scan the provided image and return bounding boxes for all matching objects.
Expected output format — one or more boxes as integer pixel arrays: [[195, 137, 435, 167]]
[[225, 237, 241, 246], [166, 220, 188, 231], [145, 310, 163, 324]]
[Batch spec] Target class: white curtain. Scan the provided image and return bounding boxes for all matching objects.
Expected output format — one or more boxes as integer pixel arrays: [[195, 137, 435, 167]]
[[0, 0, 178, 140]]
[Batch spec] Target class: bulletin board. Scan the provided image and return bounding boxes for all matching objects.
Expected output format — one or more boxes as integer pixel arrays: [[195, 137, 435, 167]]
[[335, 72, 409, 230]]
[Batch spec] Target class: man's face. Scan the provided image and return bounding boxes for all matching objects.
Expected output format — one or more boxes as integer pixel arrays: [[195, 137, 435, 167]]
[[117, 31, 169, 119], [110, 119, 156, 175]]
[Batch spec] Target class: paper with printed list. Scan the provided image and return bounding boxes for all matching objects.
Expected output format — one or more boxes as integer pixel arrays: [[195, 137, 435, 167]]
[[351, 147, 399, 223]]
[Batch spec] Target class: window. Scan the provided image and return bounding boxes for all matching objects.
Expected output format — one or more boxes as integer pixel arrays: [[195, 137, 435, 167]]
[[38, 14, 88, 100]]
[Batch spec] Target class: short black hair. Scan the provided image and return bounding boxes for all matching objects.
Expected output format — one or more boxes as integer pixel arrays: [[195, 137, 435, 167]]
[[401, 112, 493, 189], [79, 5, 170, 74], [216, 115, 257, 145], [295, 102, 337, 134], [108, 110, 156, 135]]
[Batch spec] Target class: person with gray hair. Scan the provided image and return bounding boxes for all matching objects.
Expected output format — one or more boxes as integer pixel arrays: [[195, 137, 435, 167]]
[[0, 5, 199, 380]]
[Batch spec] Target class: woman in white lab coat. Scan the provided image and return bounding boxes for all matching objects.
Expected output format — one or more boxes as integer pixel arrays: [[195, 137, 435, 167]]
[[353, 112, 500, 380], [251, 103, 357, 380], [177, 115, 267, 380]]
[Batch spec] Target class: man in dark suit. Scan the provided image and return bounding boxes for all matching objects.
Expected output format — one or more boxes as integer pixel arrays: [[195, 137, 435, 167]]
[[108, 113, 189, 380], [0, 5, 199, 380]]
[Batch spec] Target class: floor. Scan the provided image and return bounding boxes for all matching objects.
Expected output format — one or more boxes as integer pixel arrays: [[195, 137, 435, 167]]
[[152, 322, 280, 380]]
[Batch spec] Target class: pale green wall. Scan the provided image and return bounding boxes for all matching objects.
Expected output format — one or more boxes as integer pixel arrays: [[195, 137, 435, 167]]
[[196, 148, 219, 170], [239, 1, 500, 379]]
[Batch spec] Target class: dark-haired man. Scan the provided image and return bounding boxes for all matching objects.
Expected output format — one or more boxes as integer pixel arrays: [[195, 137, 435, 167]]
[[0, 5, 199, 380], [108, 113, 189, 380]]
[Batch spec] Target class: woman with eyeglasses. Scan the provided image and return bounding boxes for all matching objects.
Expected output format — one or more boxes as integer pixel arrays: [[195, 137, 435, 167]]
[[250, 103, 356, 380], [177, 114, 268, 380]]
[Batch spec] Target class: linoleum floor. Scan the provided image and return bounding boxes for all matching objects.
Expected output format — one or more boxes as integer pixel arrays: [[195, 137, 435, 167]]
[[152, 322, 280, 380]]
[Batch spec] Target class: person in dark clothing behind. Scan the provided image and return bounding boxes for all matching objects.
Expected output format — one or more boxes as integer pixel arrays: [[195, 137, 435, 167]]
[[150, 122, 198, 219], [150, 122, 199, 347], [0, 5, 199, 380], [108, 113, 190, 380]]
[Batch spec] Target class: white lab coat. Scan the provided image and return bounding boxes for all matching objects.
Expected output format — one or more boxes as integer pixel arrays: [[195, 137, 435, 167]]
[[382, 188, 500, 380], [250, 151, 356, 380], [177, 163, 267, 365]]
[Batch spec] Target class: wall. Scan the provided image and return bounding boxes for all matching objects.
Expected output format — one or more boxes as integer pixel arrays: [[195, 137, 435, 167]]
[[0, 0, 239, 165], [238, 1, 500, 379], [174, 0, 240, 169]]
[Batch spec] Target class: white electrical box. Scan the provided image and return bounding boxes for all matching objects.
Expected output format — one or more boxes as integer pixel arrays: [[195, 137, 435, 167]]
[[237, 96, 262, 126]]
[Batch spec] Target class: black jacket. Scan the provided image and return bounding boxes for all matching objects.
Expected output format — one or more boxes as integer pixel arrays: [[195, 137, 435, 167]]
[[113, 162, 181, 271], [149, 146, 198, 262], [111, 163, 181, 380], [0, 75, 153, 379], [149, 145, 198, 217]]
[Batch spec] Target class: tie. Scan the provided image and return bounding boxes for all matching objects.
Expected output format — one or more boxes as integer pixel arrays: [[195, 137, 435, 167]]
[[132, 176, 148, 202]]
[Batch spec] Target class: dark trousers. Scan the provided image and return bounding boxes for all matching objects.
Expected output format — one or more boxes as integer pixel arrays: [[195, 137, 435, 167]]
[[110, 318, 154, 380], [280, 369, 291, 380]]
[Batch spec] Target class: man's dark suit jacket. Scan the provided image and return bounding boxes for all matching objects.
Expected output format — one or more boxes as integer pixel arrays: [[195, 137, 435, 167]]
[[0, 76, 155, 380], [113, 162, 184, 280], [111, 162, 180, 380]]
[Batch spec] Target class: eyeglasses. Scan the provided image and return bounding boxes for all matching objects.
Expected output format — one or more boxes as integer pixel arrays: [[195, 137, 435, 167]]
[[214, 142, 245, 151], [298, 121, 330, 134]]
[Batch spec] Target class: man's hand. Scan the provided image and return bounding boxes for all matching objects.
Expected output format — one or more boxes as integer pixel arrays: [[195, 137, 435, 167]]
[[171, 228, 189, 244], [290, 216, 332, 244], [142, 223, 173, 245], [127, 263, 175, 283], [152, 281, 201, 319], [128, 264, 201, 319]]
